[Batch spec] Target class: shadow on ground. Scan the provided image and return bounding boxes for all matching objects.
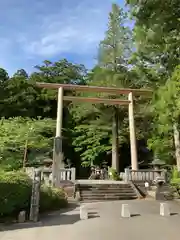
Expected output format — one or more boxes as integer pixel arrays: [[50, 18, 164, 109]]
[[0, 203, 99, 232]]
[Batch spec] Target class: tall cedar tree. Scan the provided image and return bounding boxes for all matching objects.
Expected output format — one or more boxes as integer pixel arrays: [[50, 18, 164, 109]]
[[98, 4, 132, 171]]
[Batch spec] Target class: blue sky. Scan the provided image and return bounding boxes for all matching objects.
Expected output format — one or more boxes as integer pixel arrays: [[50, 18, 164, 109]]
[[0, 0, 126, 75]]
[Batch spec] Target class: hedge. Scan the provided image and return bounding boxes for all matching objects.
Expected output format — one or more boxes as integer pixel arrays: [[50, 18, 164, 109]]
[[40, 185, 68, 212], [0, 170, 68, 218]]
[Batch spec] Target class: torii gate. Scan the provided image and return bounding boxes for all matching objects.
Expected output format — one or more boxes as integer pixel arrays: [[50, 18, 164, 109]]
[[36, 82, 152, 181]]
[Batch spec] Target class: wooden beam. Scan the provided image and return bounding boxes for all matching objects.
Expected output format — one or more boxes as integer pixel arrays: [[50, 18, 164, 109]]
[[63, 96, 130, 105], [36, 82, 152, 96]]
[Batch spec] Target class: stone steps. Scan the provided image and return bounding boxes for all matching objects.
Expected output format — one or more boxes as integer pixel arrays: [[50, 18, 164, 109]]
[[80, 196, 137, 201], [77, 182, 138, 202], [80, 189, 136, 194], [79, 184, 132, 188]]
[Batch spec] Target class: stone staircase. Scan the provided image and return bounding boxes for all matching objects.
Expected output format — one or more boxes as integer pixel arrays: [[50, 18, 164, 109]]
[[76, 181, 139, 202]]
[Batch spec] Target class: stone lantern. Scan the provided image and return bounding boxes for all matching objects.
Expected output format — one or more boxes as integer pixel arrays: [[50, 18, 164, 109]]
[[149, 155, 165, 171]]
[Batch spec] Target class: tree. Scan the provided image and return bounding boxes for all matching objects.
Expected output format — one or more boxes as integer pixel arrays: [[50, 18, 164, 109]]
[[70, 5, 133, 170], [13, 69, 28, 78], [99, 4, 132, 69], [0, 68, 9, 117], [127, 0, 180, 81], [0, 60, 88, 172], [1, 76, 37, 118], [32, 59, 86, 84], [97, 4, 132, 171], [0, 117, 55, 170], [148, 66, 180, 169], [0, 59, 87, 119], [0, 68, 9, 83], [127, 0, 180, 168]]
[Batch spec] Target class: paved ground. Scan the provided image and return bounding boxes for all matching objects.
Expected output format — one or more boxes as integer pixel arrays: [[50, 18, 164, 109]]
[[1, 199, 180, 240]]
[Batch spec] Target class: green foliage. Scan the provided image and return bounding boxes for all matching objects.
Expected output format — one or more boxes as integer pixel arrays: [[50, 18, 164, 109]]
[[13, 69, 28, 78], [2, 1, 180, 172], [0, 170, 68, 218], [0, 68, 9, 82], [0, 59, 86, 119], [147, 66, 180, 162], [0, 58, 87, 171], [39, 185, 68, 212], [71, 4, 135, 167], [171, 166, 180, 180], [108, 167, 121, 180], [32, 59, 86, 84], [127, 0, 180, 81], [99, 4, 132, 69], [0, 117, 55, 170], [3, 76, 37, 117], [72, 125, 112, 166], [0, 170, 32, 217], [170, 167, 180, 197]]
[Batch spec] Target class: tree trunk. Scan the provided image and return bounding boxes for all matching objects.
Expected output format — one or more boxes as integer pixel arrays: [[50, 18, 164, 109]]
[[173, 123, 180, 171], [112, 107, 119, 172]]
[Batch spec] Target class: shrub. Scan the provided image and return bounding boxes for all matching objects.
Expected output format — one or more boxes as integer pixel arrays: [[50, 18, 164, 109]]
[[171, 166, 180, 179], [170, 166, 180, 185], [108, 167, 121, 181], [39, 185, 68, 212], [0, 170, 32, 217], [0, 170, 68, 218]]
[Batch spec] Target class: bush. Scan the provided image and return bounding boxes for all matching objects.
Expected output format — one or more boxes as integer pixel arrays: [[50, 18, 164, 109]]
[[0, 170, 32, 217], [0, 170, 68, 218], [108, 167, 121, 181], [171, 166, 180, 179], [40, 185, 68, 212], [170, 166, 180, 185]]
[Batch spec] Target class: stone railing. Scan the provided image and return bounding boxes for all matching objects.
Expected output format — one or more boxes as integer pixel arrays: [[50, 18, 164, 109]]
[[122, 168, 167, 183], [25, 167, 76, 186]]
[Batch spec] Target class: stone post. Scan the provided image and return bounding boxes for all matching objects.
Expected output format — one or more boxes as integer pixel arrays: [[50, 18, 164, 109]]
[[29, 169, 41, 222], [71, 168, 76, 182], [124, 168, 130, 182]]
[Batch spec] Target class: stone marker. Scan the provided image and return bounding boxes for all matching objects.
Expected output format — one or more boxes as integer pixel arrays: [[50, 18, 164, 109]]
[[160, 203, 170, 216], [80, 205, 88, 220], [18, 211, 26, 223], [121, 204, 131, 218]]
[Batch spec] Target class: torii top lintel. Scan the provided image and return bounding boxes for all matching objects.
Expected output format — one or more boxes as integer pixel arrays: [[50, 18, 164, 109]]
[[36, 82, 152, 96]]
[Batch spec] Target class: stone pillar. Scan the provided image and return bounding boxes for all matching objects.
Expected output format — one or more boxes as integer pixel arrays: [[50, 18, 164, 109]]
[[128, 92, 138, 170], [71, 168, 76, 182], [29, 169, 41, 222], [52, 87, 64, 187], [124, 168, 130, 182]]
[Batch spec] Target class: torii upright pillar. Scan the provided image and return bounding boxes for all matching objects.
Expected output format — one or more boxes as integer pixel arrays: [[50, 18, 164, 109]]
[[52, 87, 64, 186], [128, 92, 138, 170]]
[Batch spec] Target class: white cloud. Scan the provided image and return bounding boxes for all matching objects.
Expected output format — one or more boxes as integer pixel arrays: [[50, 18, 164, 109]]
[[20, 2, 110, 57], [0, 0, 124, 73]]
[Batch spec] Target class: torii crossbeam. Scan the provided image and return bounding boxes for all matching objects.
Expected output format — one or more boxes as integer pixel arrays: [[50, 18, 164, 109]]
[[36, 82, 152, 183]]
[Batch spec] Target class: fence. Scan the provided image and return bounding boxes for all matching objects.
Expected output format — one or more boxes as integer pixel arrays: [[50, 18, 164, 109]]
[[122, 168, 167, 182], [55, 168, 76, 187], [25, 167, 76, 186]]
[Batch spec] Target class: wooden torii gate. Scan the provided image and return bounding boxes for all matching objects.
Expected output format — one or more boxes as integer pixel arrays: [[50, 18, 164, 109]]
[[36, 82, 152, 183]]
